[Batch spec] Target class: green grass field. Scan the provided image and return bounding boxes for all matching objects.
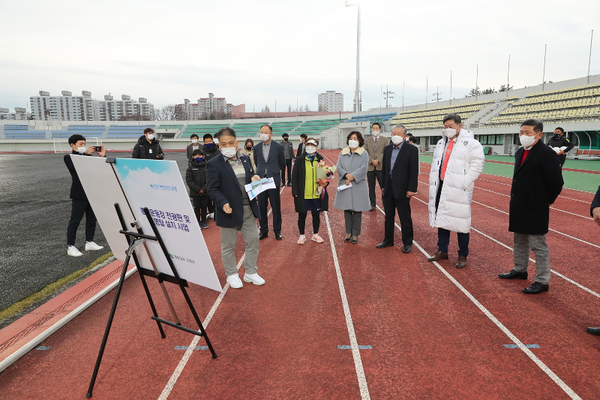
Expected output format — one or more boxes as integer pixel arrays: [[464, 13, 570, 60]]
[[419, 154, 600, 193]]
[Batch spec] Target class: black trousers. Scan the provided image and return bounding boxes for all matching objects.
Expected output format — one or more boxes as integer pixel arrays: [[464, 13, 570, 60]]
[[67, 199, 97, 246], [298, 211, 320, 235], [282, 159, 292, 184], [192, 196, 210, 223], [383, 190, 413, 245], [367, 169, 384, 207], [258, 187, 282, 234]]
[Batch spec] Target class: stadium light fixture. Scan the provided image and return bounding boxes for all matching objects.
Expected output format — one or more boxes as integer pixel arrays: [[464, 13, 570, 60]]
[[346, 0, 362, 113]]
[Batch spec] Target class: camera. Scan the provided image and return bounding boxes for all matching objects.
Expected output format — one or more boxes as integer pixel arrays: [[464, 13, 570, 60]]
[[94, 146, 102, 152]]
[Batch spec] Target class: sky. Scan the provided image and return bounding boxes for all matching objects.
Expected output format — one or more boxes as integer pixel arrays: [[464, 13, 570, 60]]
[[1, 0, 599, 113]]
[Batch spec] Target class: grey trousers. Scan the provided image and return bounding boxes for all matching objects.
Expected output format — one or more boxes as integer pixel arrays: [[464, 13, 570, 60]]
[[513, 232, 551, 284], [344, 210, 362, 236], [220, 205, 259, 276]]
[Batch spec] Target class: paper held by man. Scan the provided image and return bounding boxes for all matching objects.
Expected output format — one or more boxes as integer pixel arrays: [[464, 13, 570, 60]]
[[245, 177, 276, 200]]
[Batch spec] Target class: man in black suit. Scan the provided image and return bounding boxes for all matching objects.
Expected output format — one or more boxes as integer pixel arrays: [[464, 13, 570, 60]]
[[376, 125, 419, 253], [498, 119, 563, 294], [296, 134, 308, 159], [586, 186, 600, 335], [253, 124, 286, 240], [206, 127, 264, 289]]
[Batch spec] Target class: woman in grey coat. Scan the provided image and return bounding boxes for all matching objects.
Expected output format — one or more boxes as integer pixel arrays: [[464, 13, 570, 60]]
[[333, 131, 371, 244]]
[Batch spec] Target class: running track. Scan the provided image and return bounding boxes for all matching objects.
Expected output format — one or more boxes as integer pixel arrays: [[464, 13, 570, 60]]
[[1, 150, 599, 399]]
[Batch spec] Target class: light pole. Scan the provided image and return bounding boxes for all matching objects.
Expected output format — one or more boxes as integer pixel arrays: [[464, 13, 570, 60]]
[[346, 1, 361, 113]]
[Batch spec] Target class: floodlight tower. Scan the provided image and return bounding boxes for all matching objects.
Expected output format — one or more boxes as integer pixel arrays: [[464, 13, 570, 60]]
[[346, 0, 362, 113]]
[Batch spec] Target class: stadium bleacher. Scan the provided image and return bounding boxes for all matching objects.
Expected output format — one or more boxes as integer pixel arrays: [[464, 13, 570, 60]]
[[293, 119, 341, 137], [4, 124, 46, 139], [485, 83, 600, 127], [180, 123, 224, 138], [390, 101, 494, 131], [347, 112, 397, 123], [105, 125, 154, 139], [52, 125, 106, 139]]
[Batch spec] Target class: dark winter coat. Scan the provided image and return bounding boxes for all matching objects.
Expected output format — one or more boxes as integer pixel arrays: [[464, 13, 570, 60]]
[[202, 143, 221, 162], [591, 186, 600, 217], [509, 140, 564, 234], [206, 154, 260, 228], [64, 151, 91, 200], [291, 152, 329, 213], [132, 135, 164, 159], [547, 134, 574, 165], [186, 158, 208, 197]]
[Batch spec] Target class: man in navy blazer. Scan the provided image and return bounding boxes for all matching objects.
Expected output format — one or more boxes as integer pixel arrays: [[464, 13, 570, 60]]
[[586, 186, 600, 335], [207, 127, 265, 289], [253, 124, 286, 240], [376, 125, 419, 253], [499, 119, 563, 294]]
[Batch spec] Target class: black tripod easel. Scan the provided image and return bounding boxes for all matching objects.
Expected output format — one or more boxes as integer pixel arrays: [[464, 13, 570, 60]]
[[86, 204, 217, 398]]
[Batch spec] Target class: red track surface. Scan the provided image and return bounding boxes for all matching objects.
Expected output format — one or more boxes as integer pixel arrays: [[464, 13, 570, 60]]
[[1, 149, 599, 399]]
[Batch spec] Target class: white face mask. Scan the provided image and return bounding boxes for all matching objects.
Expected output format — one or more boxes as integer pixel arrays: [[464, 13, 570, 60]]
[[305, 146, 317, 154], [221, 147, 237, 158], [192, 139, 198, 144], [391, 135, 403, 145], [372, 130, 380, 137], [77, 146, 87, 154], [260, 133, 270, 143], [519, 134, 538, 149], [213, 138, 219, 145], [348, 139, 359, 149], [405, 137, 410, 142], [147, 134, 155, 141], [442, 128, 456, 139]]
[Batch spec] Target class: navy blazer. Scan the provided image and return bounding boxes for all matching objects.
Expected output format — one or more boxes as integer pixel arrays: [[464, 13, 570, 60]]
[[509, 140, 563, 234], [381, 142, 419, 199], [253, 140, 286, 186], [590, 186, 600, 217], [206, 153, 260, 228]]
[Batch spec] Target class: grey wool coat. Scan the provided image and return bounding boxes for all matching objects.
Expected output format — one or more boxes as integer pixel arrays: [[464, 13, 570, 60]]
[[333, 146, 371, 212]]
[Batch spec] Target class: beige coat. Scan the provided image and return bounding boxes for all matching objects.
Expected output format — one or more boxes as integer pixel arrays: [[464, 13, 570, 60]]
[[364, 135, 390, 172]]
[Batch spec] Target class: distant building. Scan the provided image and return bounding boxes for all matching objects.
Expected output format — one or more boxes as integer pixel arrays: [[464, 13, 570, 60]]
[[29, 90, 153, 121], [0, 107, 28, 120], [176, 93, 233, 119], [318, 90, 344, 112]]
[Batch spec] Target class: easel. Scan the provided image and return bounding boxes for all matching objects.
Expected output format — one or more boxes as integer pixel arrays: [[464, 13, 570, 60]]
[[86, 204, 217, 398]]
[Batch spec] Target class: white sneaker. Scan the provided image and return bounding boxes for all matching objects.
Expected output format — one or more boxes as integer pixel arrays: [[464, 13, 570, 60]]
[[243, 273, 265, 286], [67, 245, 83, 257], [297, 235, 307, 245], [207, 213, 214, 219], [311, 233, 324, 243], [85, 241, 104, 251], [227, 274, 243, 289]]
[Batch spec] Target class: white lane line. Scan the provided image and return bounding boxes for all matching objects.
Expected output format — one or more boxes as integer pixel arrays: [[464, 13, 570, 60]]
[[159, 186, 285, 399], [412, 196, 600, 298], [378, 204, 582, 400], [324, 211, 371, 400]]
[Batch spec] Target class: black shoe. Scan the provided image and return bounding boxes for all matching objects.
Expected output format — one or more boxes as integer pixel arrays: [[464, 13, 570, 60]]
[[275, 233, 282, 240], [351, 236, 358, 244], [259, 232, 268, 240], [287, 183, 292, 187], [402, 244, 412, 253], [522, 281, 549, 294], [344, 235, 352, 243], [586, 327, 600, 336], [376, 240, 393, 249], [498, 270, 528, 280]]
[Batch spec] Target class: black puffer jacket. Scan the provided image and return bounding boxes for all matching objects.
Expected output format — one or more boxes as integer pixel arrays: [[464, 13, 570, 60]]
[[186, 158, 208, 197], [202, 143, 221, 162], [132, 135, 164, 159]]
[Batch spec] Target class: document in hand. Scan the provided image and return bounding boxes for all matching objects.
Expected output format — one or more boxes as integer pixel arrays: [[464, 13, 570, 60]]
[[245, 177, 276, 200], [337, 183, 352, 192]]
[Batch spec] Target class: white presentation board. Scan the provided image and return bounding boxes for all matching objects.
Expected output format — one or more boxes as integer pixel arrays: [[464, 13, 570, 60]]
[[71, 155, 222, 292]]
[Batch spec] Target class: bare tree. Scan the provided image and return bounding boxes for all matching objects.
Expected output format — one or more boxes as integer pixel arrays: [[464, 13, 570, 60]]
[[154, 104, 179, 121], [305, 104, 311, 112], [261, 105, 271, 113]]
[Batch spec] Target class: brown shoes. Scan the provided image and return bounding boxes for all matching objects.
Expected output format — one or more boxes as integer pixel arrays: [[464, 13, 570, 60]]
[[427, 251, 448, 261], [455, 256, 467, 269]]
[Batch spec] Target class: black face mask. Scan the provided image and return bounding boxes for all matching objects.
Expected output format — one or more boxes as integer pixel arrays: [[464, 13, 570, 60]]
[[554, 134, 561, 140], [246, 146, 253, 151], [283, 138, 288, 141]]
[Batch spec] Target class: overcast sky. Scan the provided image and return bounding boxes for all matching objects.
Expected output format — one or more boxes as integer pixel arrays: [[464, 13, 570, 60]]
[[1, 0, 599, 112]]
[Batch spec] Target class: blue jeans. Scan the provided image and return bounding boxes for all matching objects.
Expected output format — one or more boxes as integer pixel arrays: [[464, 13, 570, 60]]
[[437, 228, 469, 257]]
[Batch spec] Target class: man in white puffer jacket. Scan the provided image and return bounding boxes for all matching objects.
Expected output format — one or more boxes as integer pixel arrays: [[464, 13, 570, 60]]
[[427, 114, 485, 269]]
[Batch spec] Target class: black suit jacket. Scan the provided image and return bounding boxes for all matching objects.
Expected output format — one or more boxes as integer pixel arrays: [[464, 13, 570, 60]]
[[381, 142, 419, 199], [296, 142, 305, 159], [253, 140, 286, 186], [509, 140, 563, 234], [206, 154, 259, 228]]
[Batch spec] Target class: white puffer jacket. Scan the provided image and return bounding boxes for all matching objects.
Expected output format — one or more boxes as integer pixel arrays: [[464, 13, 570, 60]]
[[428, 129, 485, 233]]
